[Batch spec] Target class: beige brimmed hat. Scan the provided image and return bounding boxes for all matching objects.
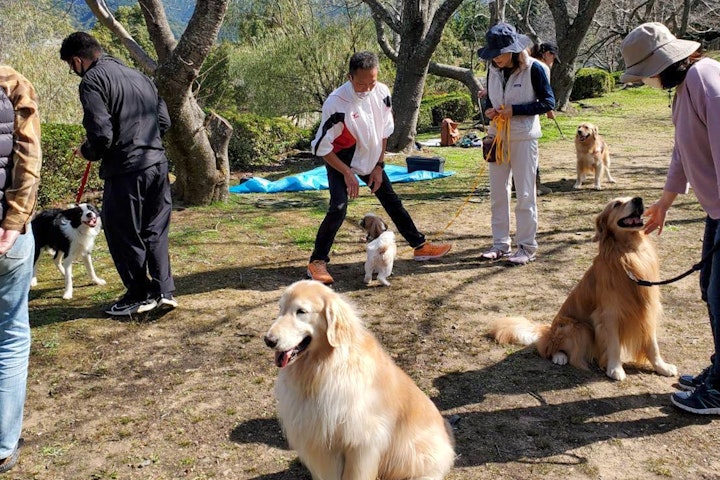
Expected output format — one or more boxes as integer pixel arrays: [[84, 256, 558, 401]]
[[620, 22, 700, 83]]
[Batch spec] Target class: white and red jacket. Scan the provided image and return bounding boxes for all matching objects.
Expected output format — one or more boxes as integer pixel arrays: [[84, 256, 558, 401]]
[[311, 81, 394, 175]]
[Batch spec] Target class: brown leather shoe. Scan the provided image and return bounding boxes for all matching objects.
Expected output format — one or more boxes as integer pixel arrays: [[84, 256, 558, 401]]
[[307, 260, 334, 285]]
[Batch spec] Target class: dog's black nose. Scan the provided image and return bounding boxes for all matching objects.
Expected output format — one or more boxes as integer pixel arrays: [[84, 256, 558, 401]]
[[264, 335, 277, 349]]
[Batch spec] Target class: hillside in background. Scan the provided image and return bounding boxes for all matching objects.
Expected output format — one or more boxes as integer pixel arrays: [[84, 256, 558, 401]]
[[60, 0, 194, 35]]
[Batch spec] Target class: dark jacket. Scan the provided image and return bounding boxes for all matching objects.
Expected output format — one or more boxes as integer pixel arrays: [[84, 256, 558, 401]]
[[0, 86, 14, 221], [78, 55, 171, 179]]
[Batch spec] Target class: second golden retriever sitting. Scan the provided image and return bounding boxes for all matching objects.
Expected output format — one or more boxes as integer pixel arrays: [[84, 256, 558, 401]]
[[491, 197, 677, 381], [574, 122, 615, 190], [264, 280, 455, 479]]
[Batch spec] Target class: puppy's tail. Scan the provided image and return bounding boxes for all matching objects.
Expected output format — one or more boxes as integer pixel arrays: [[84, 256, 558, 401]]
[[377, 232, 396, 256], [490, 316, 549, 346]]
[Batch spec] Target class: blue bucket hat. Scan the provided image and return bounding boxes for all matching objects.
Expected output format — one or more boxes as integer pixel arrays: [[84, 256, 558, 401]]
[[477, 23, 532, 60]]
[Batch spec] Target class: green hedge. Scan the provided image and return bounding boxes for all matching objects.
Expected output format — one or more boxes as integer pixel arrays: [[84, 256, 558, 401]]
[[220, 111, 311, 171], [418, 93, 474, 133], [39, 123, 103, 208], [570, 68, 614, 101]]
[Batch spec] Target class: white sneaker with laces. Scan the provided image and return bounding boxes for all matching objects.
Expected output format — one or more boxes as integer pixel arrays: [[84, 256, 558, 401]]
[[507, 247, 536, 265]]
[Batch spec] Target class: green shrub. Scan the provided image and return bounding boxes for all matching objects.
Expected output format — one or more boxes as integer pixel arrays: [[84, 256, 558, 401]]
[[220, 111, 311, 171], [39, 123, 103, 208], [570, 68, 614, 101], [418, 93, 474, 133]]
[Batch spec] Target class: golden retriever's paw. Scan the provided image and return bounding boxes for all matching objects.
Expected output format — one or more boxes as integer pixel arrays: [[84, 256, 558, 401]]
[[594, 184, 603, 191], [364, 276, 372, 285], [93, 277, 107, 286], [62, 290, 73, 300], [572, 182, 582, 189], [378, 277, 391, 287], [606, 366, 627, 381], [655, 362, 678, 377], [552, 352, 568, 366]]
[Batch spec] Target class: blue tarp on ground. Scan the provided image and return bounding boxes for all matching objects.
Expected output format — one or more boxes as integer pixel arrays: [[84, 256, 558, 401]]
[[229, 164, 454, 194]]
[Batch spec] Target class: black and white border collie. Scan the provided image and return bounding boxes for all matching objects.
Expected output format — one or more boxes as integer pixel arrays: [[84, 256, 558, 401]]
[[31, 203, 106, 299]]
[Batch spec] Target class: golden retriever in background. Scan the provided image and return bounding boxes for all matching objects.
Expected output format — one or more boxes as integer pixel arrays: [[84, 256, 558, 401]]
[[574, 122, 615, 190], [264, 280, 455, 479], [491, 197, 677, 381]]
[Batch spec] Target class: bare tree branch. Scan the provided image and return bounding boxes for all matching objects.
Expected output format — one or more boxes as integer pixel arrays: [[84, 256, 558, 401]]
[[84, 0, 157, 74], [138, 0, 176, 62]]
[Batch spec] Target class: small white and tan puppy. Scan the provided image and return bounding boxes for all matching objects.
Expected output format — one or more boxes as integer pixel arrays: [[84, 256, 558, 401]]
[[359, 213, 396, 286]]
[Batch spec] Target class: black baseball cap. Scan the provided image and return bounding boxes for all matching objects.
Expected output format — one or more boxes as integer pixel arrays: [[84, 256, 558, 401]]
[[539, 42, 561, 63]]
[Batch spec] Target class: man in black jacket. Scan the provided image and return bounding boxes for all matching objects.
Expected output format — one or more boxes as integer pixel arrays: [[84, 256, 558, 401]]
[[60, 32, 177, 316]]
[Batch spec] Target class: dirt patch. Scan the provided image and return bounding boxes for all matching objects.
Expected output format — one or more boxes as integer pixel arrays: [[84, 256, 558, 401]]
[[20, 110, 720, 479]]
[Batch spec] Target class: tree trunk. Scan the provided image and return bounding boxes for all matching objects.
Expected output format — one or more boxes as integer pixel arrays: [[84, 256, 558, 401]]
[[388, 33, 430, 152], [365, 0, 464, 152], [85, 0, 230, 206], [207, 113, 232, 203], [546, 0, 603, 110]]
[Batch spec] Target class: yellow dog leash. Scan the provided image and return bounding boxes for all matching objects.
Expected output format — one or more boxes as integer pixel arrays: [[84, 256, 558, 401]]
[[489, 109, 511, 164]]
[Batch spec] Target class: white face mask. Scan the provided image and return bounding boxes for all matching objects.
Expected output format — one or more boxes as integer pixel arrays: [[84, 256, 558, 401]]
[[642, 76, 663, 89], [355, 91, 371, 101]]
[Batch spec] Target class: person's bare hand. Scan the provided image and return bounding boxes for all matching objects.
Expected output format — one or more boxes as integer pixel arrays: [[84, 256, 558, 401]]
[[643, 202, 668, 235], [367, 167, 383, 194], [0, 228, 20, 256], [547, 110, 556, 120], [496, 105, 514, 118], [485, 108, 498, 120], [344, 171, 360, 199]]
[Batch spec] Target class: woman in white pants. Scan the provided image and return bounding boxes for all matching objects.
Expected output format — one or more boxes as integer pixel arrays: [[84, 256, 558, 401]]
[[477, 23, 555, 265]]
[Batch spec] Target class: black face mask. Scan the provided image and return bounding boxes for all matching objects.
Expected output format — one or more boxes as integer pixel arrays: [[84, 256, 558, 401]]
[[70, 58, 87, 78]]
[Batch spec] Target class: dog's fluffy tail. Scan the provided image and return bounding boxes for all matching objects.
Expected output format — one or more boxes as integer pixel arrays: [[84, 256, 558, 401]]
[[373, 231, 395, 256], [490, 316, 548, 346]]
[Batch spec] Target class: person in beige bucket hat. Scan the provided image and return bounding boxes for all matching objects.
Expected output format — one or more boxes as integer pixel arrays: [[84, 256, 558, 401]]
[[621, 23, 720, 415], [620, 22, 700, 84]]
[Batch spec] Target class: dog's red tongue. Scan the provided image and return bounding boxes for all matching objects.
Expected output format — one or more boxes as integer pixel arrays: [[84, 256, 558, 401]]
[[275, 350, 292, 368]]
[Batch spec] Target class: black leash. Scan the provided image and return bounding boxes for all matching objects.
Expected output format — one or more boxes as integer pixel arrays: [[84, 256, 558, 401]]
[[627, 239, 720, 287]]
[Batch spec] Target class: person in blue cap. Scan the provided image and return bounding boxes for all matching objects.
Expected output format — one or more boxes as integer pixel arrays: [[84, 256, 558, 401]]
[[477, 23, 555, 265]]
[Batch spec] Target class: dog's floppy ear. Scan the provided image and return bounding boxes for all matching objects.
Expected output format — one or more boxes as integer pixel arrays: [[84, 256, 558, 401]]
[[593, 202, 614, 242], [324, 291, 355, 348], [364, 215, 387, 241]]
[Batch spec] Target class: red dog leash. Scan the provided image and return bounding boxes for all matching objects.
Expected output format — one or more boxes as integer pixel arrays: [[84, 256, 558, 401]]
[[76, 160, 92, 204]]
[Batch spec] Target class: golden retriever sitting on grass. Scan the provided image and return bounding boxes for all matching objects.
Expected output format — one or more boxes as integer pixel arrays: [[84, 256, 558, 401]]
[[491, 197, 677, 381], [264, 280, 455, 479]]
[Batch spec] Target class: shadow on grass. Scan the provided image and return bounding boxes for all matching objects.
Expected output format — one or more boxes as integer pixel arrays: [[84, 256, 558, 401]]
[[228, 419, 312, 479], [432, 353, 711, 467]]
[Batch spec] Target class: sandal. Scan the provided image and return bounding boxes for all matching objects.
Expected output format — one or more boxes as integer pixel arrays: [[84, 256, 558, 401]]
[[481, 247, 508, 260]]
